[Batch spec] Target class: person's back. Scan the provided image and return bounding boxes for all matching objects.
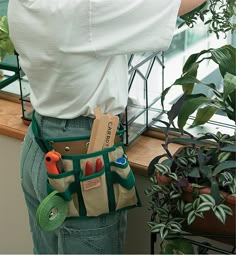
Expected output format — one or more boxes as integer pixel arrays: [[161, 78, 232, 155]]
[[8, 0, 185, 118]]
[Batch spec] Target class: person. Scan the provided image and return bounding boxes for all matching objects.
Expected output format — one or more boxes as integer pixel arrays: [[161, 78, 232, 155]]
[[8, 0, 207, 254]]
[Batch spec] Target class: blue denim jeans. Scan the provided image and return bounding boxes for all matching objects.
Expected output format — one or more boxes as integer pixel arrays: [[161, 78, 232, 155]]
[[20, 112, 127, 254]]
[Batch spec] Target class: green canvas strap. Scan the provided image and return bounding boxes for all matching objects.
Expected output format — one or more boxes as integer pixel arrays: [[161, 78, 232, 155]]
[[112, 171, 135, 190]]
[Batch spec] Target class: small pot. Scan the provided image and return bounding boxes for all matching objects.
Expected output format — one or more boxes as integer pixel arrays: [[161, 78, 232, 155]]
[[155, 171, 171, 185], [182, 185, 236, 246]]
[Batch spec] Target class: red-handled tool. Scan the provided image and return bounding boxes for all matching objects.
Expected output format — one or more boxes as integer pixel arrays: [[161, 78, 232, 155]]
[[45, 151, 63, 175], [95, 158, 103, 172], [85, 161, 93, 176]]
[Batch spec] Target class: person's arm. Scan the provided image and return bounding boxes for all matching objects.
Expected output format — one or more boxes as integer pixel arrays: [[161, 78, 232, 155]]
[[178, 0, 207, 16]]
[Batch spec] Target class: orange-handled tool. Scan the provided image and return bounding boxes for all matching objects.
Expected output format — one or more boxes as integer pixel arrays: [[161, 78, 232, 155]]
[[45, 151, 63, 175]]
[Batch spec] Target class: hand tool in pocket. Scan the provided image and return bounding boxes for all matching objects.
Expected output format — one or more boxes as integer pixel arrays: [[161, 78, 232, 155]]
[[95, 158, 103, 172], [87, 108, 110, 153], [103, 114, 119, 149], [84, 158, 103, 176], [85, 161, 93, 176], [45, 151, 64, 174], [36, 191, 68, 232]]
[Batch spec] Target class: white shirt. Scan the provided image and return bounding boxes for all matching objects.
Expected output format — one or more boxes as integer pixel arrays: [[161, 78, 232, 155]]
[[8, 0, 181, 118]]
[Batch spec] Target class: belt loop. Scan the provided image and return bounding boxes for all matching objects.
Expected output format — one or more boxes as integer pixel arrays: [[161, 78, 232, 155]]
[[31, 111, 49, 153]]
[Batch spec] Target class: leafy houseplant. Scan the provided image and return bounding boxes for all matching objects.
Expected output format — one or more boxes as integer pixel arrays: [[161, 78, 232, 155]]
[[180, 0, 236, 38], [145, 45, 236, 253], [161, 44, 236, 131]]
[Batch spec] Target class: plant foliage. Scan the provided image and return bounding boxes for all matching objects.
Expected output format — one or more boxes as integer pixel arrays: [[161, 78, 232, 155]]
[[0, 16, 14, 60], [161, 45, 236, 131], [180, 0, 236, 38]]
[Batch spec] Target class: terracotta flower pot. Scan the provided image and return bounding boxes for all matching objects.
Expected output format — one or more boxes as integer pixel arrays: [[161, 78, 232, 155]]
[[182, 185, 236, 246], [156, 171, 236, 246], [155, 171, 171, 185]]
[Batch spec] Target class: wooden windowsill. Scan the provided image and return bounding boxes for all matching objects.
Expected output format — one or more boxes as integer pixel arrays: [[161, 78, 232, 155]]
[[0, 98, 181, 176], [0, 97, 28, 140]]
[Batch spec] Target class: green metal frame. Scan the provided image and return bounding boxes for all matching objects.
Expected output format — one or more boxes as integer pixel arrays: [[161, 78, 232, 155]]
[[0, 62, 20, 90]]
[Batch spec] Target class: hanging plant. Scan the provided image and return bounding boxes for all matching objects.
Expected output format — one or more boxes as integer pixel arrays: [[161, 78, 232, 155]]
[[180, 0, 236, 38]]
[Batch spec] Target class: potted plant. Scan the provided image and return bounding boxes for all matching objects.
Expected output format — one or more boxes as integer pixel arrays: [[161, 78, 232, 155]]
[[145, 44, 236, 253]]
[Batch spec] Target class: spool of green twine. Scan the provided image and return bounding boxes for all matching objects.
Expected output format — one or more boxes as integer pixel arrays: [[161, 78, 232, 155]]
[[36, 191, 68, 231]]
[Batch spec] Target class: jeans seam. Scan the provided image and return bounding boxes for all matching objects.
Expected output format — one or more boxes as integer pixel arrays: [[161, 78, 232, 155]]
[[21, 137, 33, 179]]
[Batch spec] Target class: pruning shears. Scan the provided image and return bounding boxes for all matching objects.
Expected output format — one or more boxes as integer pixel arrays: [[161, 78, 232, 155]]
[[45, 151, 64, 175], [84, 158, 103, 176]]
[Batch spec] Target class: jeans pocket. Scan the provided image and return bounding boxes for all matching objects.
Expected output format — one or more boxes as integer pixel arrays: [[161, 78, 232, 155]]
[[59, 216, 123, 254]]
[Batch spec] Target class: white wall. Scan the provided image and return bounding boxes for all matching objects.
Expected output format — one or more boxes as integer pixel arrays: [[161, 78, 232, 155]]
[[0, 135, 33, 254]]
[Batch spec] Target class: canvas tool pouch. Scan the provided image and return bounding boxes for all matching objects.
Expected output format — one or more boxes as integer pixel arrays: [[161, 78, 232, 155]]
[[31, 114, 141, 219]]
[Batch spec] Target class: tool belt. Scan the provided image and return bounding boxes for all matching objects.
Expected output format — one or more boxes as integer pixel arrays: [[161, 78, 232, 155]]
[[31, 110, 141, 231]]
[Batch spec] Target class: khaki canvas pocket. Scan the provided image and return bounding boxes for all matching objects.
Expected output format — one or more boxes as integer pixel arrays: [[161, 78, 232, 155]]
[[47, 170, 79, 217], [110, 159, 137, 210]]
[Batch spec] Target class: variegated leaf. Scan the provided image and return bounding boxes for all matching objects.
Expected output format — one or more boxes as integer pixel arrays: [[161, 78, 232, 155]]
[[192, 198, 201, 210], [214, 206, 226, 224], [199, 194, 216, 205], [184, 203, 193, 212], [160, 226, 169, 240], [187, 211, 196, 225], [218, 204, 233, 216]]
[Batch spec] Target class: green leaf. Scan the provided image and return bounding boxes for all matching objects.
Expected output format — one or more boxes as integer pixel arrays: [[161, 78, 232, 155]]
[[160, 243, 174, 254], [177, 94, 212, 130], [177, 157, 188, 166], [147, 221, 156, 228], [155, 163, 171, 175], [170, 191, 182, 199], [218, 204, 233, 216], [211, 45, 236, 77], [217, 152, 231, 162], [192, 198, 201, 210], [168, 173, 178, 181], [223, 73, 236, 99], [156, 208, 169, 216], [161, 85, 173, 109], [151, 223, 166, 233], [200, 165, 213, 179], [184, 203, 193, 212], [169, 238, 194, 254], [148, 154, 168, 176], [167, 94, 187, 124], [195, 212, 204, 218], [211, 180, 222, 205], [188, 167, 200, 178], [182, 49, 210, 74], [213, 161, 236, 176], [177, 200, 185, 214], [190, 105, 219, 128], [169, 223, 182, 232], [173, 75, 201, 87], [160, 226, 169, 240], [214, 206, 226, 224], [196, 202, 213, 212], [199, 194, 216, 205], [187, 210, 196, 225]]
